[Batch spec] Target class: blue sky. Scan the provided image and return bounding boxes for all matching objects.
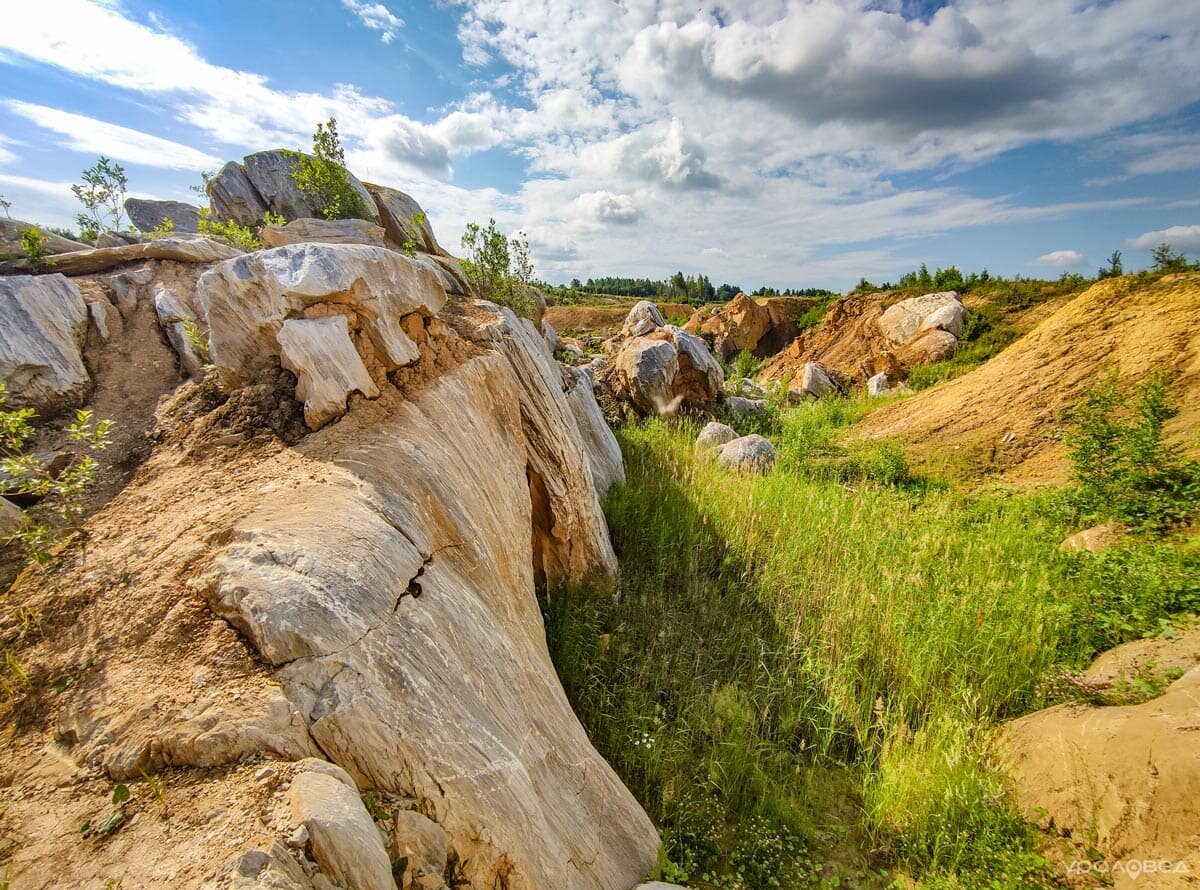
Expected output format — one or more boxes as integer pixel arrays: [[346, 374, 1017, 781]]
[[1, 0, 1198, 290]]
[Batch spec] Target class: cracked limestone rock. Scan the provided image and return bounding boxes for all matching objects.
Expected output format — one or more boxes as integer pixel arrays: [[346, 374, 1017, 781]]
[[0, 274, 90, 412], [206, 348, 655, 889], [278, 316, 381, 430], [197, 243, 445, 388]]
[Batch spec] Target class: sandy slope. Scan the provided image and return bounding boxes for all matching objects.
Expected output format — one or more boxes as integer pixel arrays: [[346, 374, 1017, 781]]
[[860, 273, 1200, 483]]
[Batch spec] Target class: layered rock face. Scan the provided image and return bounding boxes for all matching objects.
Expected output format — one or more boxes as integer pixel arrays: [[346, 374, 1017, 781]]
[[206, 348, 647, 888], [0, 235, 242, 277], [0, 234, 657, 889], [683, 293, 815, 359], [196, 243, 448, 427]]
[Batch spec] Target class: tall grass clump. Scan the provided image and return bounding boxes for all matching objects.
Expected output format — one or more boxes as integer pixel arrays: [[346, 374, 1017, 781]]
[[548, 393, 1197, 887]]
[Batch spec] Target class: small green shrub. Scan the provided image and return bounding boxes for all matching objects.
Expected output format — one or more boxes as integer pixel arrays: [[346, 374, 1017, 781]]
[[289, 117, 369, 221], [1057, 545, 1200, 656], [197, 207, 262, 251], [147, 217, 175, 240], [20, 228, 50, 269], [460, 218, 535, 317], [1151, 242, 1189, 274], [0, 382, 113, 565], [797, 299, 831, 330], [728, 350, 761, 381], [71, 156, 128, 241], [399, 211, 427, 256], [181, 319, 211, 364], [1063, 373, 1200, 530]]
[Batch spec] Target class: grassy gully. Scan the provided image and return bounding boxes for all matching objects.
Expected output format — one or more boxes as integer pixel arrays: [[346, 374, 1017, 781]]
[[546, 397, 1198, 889]]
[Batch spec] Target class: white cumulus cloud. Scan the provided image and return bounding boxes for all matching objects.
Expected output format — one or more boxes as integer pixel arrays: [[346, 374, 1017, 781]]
[[572, 191, 640, 225], [1035, 249, 1085, 267], [341, 1, 403, 44], [1125, 225, 1200, 252]]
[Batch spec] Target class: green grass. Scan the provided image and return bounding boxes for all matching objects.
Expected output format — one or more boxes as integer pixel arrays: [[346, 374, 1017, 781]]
[[547, 399, 1199, 888]]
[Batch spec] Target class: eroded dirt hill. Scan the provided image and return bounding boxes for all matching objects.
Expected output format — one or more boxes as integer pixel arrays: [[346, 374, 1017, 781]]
[[859, 273, 1200, 482]]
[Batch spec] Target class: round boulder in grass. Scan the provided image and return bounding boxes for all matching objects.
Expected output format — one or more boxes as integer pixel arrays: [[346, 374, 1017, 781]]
[[716, 434, 777, 472], [696, 421, 737, 451]]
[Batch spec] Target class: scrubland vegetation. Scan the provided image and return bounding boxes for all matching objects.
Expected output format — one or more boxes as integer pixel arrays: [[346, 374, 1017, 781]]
[[548, 381, 1199, 888]]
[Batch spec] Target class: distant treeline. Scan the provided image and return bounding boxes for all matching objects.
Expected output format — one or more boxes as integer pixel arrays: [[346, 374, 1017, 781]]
[[557, 273, 836, 304]]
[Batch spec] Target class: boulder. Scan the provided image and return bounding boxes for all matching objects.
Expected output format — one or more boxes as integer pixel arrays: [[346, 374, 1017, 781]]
[[696, 421, 737, 451], [704, 292, 771, 359], [579, 356, 606, 381], [0, 274, 90, 412], [365, 183, 442, 254], [903, 328, 959, 363], [392, 810, 449, 880], [867, 371, 889, 397], [1060, 522, 1129, 553], [260, 217, 389, 249], [670, 325, 724, 403], [86, 298, 121, 341], [0, 218, 89, 256], [287, 768, 396, 890], [278, 316, 381, 430], [197, 243, 446, 388], [557, 339, 586, 365], [526, 285, 548, 329], [0, 236, 241, 276], [208, 160, 269, 227], [878, 292, 965, 345], [607, 323, 723, 416], [620, 300, 666, 338], [227, 840, 321, 890], [153, 285, 207, 378], [125, 198, 201, 234], [726, 377, 766, 398], [789, 361, 842, 402], [565, 367, 625, 497], [107, 267, 155, 317], [425, 254, 473, 298], [724, 395, 766, 418], [612, 337, 679, 414], [243, 150, 377, 224], [717, 434, 777, 472], [95, 231, 145, 248]]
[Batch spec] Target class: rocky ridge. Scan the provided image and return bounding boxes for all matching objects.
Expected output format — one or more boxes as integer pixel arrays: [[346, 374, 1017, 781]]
[[0, 170, 658, 889]]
